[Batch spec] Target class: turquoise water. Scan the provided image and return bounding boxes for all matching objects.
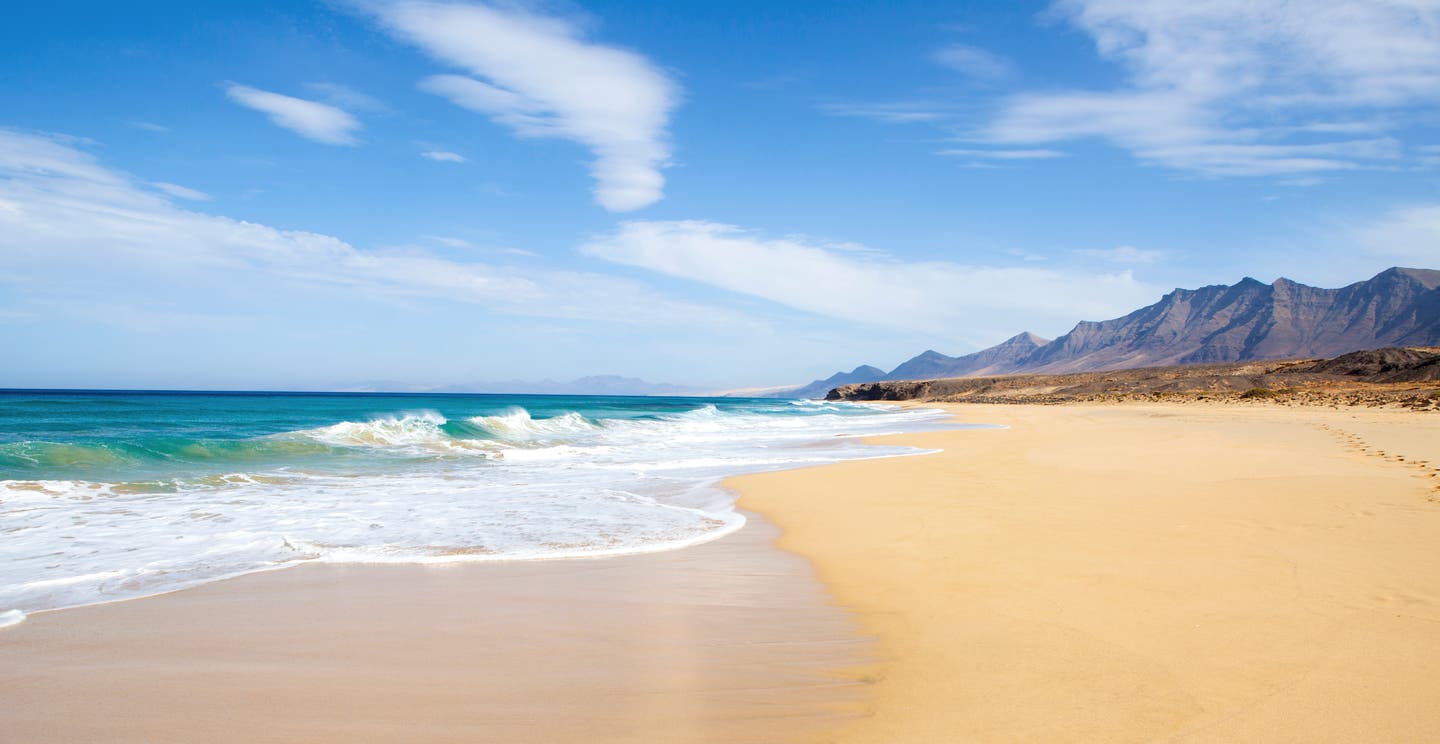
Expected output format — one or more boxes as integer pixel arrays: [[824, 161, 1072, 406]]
[[0, 391, 953, 622], [0, 391, 870, 481]]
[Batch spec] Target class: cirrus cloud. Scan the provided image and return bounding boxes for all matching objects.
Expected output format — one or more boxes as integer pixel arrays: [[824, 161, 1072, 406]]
[[224, 84, 362, 145], [582, 220, 1163, 343], [978, 0, 1438, 175], [0, 130, 750, 334], [367, 1, 679, 212]]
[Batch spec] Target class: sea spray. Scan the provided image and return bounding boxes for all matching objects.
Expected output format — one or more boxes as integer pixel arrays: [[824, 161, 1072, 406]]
[[0, 392, 961, 616]]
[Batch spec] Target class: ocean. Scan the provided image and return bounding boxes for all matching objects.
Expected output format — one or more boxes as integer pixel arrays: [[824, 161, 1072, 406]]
[[0, 391, 953, 624]]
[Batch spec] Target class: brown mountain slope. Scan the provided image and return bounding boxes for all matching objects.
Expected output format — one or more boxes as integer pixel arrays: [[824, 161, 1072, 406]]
[[1020, 267, 1440, 373], [829, 347, 1440, 408]]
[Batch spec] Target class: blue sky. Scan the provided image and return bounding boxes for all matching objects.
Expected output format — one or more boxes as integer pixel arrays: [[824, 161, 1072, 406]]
[[2, 0, 1438, 391]]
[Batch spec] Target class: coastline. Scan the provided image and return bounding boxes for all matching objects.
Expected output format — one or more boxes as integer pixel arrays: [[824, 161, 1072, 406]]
[[0, 511, 870, 744], [732, 401, 1440, 742], [9, 399, 1440, 742]]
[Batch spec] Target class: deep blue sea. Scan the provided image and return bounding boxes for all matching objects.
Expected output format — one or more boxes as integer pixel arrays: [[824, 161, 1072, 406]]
[[0, 391, 952, 624]]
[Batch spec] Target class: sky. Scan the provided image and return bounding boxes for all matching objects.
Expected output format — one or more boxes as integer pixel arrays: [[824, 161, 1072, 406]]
[[2, 0, 1439, 391]]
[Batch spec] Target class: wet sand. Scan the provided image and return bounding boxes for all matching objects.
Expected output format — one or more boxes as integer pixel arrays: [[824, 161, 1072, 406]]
[[0, 514, 869, 744], [735, 402, 1440, 742]]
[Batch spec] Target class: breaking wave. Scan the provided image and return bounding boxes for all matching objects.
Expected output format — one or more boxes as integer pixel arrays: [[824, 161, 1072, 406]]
[[0, 395, 960, 617]]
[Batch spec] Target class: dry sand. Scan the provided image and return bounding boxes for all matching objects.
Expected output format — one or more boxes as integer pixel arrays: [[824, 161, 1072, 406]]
[[0, 515, 868, 744], [734, 402, 1440, 742]]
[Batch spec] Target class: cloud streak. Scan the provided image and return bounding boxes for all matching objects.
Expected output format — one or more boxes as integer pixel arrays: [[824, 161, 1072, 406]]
[[976, 0, 1438, 176], [0, 130, 748, 333], [368, 1, 679, 212], [582, 220, 1163, 342], [420, 150, 466, 162], [932, 44, 1014, 83], [1352, 203, 1440, 265], [225, 84, 362, 145], [149, 182, 211, 201]]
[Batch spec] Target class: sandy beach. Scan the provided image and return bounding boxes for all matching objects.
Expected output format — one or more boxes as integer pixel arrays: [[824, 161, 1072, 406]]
[[735, 402, 1440, 742], [0, 515, 869, 744], [5, 401, 1440, 742]]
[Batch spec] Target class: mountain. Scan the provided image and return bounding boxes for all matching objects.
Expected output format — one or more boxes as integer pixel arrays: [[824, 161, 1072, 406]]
[[783, 365, 888, 400], [780, 267, 1440, 397], [886, 332, 1050, 380], [432, 375, 694, 396], [1021, 267, 1440, 373]]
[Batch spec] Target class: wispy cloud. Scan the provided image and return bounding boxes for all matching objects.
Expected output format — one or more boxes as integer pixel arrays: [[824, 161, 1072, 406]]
[[819, 101, 947, 124], [304, 82, 389, 113], [1075, 245, 1163, 264], [932, 43, 1014, 83], [975, 0, 1438, 176], [420, 150, 466, 163], [1352, 203, 1440, 265], [582, 220, 1161, 341], [128, 121, 170, 134], [938, 148, 1064, 160], [224, 84, 362, 145], [149, 181, 211, 201], [0, 130, 750, 332], [366, 1, 679, 212]]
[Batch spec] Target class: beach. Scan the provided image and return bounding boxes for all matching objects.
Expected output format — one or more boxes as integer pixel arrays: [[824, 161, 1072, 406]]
[[0, 513, 869, 743], [5, 400, 1440, 742], [736, 402, 1440, 742]]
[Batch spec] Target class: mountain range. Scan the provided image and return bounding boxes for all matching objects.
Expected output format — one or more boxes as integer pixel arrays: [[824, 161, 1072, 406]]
[[781, 267, 1440, 397]]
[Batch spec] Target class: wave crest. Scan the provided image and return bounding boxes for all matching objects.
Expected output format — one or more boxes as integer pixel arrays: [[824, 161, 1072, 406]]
[[292, 411, 452, 448], [466, 409, 599, 442]]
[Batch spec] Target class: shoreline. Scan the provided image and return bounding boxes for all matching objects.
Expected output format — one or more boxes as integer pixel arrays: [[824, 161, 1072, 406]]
[[0, 510, 871, 744], [733, 401, 1440, 742]]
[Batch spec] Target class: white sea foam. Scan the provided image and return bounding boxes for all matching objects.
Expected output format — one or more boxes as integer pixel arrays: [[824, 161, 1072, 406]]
[[293, 411, 448, 446], [0, 609, 24, 629], [468, 409, 599, 441], [0, 402, 957, 616]]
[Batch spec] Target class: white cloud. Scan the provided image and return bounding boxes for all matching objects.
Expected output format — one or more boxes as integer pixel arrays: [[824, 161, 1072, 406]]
[[932, 44, 1014, 82], [128, 121, 170, 134], [0, 130, 748, 332], [1352, 204, 1440, 265], [1075, 245, 1163, 264], [150, 181, 211, 201], [421, 150, 466, 163], [224, 84, 362, 145], [304, 82, 389, 112], [367, 1, 679, 212], [977, 0, 1439, 176], [582, 220, 1162, 340], [819, 101, 946, 124], [938, 148, 1064, 160]]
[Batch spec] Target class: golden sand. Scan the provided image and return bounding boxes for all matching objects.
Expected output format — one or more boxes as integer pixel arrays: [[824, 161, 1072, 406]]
[[733, 402, 1440, 742], [0, 516, 867, 743]]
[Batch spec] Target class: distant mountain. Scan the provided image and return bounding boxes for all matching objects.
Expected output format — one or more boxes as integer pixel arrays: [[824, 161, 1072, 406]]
[[436, 375, 694, 396], [784, 365, 888, 400], [780, 267, 1440, 397], [886, 332, 1050, 380]]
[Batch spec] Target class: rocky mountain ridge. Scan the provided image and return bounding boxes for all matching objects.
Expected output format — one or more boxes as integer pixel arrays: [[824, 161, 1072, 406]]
[[781, 267, 1440, 397]]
